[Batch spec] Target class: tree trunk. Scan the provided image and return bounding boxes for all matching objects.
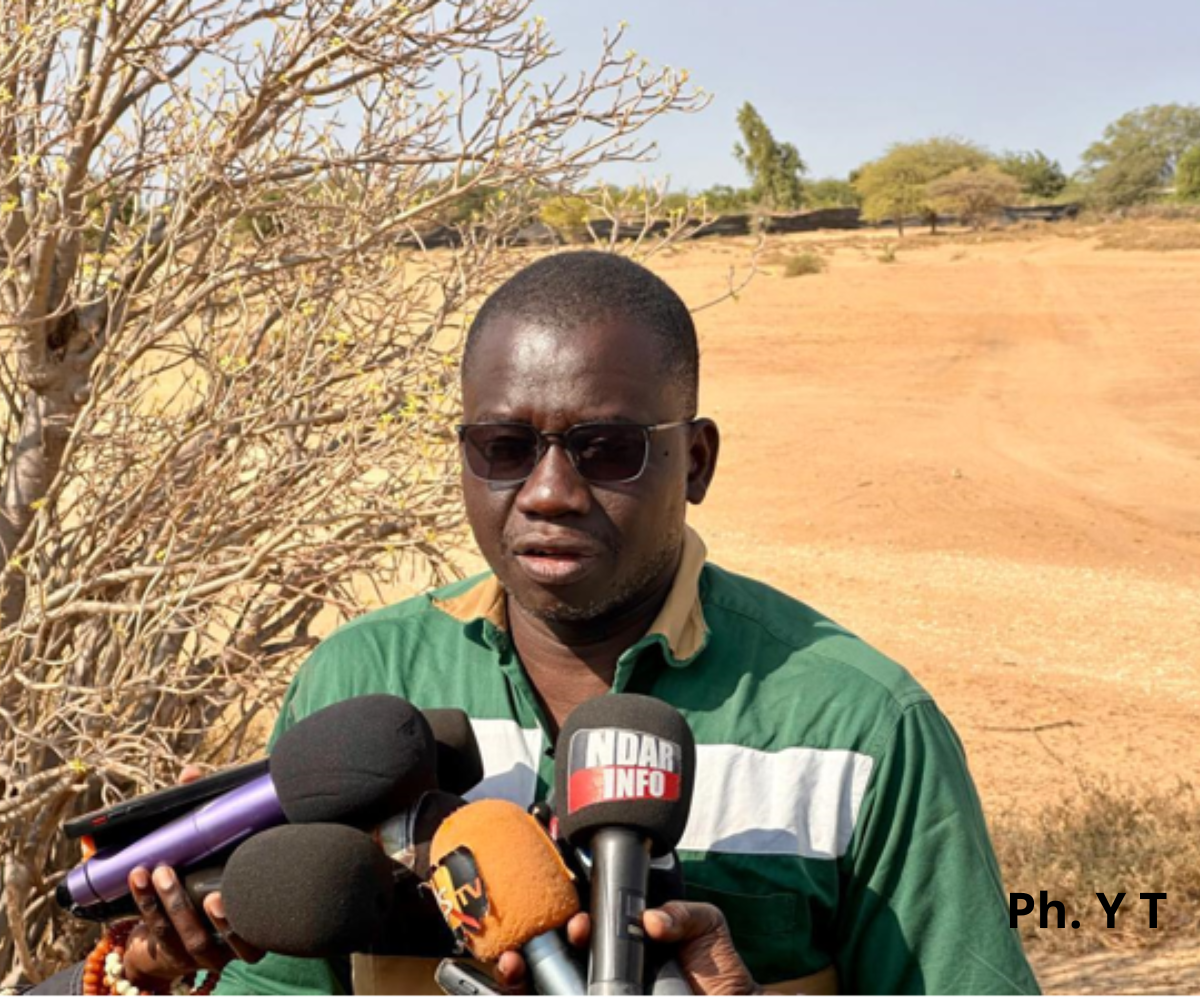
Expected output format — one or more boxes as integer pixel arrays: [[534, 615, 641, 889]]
[[1, 302, 99, 626], [0, 389, 84, 625]]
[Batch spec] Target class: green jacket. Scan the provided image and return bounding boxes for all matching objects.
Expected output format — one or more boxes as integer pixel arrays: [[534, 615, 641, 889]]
[[219, 529, 1037, 995]]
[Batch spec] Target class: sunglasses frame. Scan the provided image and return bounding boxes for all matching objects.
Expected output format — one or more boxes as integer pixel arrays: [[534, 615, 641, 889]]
[[456, 419, 695, 486]]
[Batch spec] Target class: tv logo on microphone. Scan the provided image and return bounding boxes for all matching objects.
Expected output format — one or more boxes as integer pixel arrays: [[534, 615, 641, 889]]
[[566, 728, 682, 812]]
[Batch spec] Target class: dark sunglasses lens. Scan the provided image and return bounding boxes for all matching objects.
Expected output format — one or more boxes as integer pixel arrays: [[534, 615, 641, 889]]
[[567, 425, 648, 482], [462, 425, 539, 482]]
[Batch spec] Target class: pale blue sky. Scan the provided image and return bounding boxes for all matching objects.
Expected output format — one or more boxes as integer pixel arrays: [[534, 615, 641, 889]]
[[533, 0, 1200, 190]]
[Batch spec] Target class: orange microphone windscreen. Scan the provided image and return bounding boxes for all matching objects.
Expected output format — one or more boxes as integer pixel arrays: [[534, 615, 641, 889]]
[[428, 799, 578, 961]]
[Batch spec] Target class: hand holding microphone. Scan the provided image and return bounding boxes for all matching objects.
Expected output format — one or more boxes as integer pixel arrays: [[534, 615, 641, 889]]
[[427, 798, 587, 995], [66, 697, 481, 989], [550, 694, 761, 997], [553, 693, 696, 995]]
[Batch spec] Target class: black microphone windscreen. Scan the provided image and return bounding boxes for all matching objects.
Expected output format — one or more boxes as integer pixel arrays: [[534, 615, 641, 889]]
[[272, 694, 437, 828], [554, 694, 696, 854], [424, 708, 484, 795], [222, 824, 397, 957]]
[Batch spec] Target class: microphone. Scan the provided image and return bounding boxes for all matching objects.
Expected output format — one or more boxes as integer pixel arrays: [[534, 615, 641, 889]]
[[428, 798, 586, 995], [58, 863, 226, 924], [220, 823, 456, 958], [58, 695, 437, 914], [425, 708, 484, 796], [554, 694, 696, 996]]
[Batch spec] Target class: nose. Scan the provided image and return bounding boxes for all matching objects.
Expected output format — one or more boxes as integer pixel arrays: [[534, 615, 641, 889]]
[[514, 439, 591, 518]]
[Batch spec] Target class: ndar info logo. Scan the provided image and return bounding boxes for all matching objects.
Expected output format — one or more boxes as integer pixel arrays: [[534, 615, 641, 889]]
[[566, 728, 683, 812]]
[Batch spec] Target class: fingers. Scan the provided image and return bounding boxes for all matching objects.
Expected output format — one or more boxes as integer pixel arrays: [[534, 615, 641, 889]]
[[495, 950, 528, 990], [643, 901, 727, 944], [129, 866, 177, 948], [125, 866, 189, 988], [643, 901, 760, 995], [178, 765, 205, 785], [565, 911, 591, 949], [204, 892, 265, 965], [151, 866, 229, 971]]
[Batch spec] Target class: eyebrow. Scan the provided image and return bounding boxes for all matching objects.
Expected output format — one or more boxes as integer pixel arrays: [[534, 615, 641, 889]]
[[466, 414, 642, 426]]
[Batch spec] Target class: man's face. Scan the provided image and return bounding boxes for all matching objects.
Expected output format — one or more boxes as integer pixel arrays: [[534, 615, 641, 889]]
[[460, 314, 717, 625]]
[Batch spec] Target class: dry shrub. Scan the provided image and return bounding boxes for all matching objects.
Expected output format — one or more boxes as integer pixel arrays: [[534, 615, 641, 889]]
[[992, 780, 1200, 955], [782, 251, 827, 277]]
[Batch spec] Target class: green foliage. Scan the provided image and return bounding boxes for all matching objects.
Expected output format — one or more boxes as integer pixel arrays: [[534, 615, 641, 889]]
[[927, 166, 1022, 229], [781, 251, 825, 277], [1082, 103, 1200, 184], [538, 195, 591, 232], [697, 184, 751, 213], [805, 177, 861, 209], [997, 150, 1067, 200], [853, 137, 990, 235], [733, 103, 806, 211], [1086, 150, 1169, 210], [1176, 146, 1200, 201]]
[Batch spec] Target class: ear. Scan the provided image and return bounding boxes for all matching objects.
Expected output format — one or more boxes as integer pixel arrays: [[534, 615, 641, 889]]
[[685, 419, 720, 505]]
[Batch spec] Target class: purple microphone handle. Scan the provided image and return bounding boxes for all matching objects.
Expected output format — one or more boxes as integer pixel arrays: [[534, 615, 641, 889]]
[[66, 773, 286, 908]]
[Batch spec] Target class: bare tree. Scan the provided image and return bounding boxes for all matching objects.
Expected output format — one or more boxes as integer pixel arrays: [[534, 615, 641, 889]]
[[0, 0, 706, 981]]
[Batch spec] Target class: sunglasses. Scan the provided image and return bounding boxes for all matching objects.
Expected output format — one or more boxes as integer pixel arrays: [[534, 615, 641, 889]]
[[456, 420, 695, 486]]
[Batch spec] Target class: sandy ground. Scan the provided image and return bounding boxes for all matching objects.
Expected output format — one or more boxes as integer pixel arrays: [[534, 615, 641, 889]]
[[641, 229, 1199, 993]]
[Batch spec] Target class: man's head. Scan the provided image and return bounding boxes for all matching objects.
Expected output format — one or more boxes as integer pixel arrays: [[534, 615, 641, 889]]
[[459, 251, 719, 627]]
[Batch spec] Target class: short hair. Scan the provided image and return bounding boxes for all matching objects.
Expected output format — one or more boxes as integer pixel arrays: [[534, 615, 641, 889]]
[[463, 251, 699, 412]]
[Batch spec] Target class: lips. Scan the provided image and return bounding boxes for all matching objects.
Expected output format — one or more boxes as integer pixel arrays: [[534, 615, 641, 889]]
[[511, 536, 604, 586]]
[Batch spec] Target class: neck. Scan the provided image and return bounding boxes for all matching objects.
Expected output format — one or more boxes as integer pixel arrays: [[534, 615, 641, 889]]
[[508, 559, 680, 733]]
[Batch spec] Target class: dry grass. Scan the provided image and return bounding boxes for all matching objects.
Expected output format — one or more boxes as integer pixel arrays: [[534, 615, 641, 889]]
[[992, 780, 1200, 956], [1094, 225, 1200, 252], [761, 249, 827, 277], [783, 251, 827, 277], [854, 216, 1200, 253]]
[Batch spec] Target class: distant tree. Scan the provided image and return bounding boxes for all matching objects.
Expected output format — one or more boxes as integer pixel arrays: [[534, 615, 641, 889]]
[[733, 103, 806, 211], [806, 178, 862, 209], [1176, 147, 1200, 201], [998, 150, 1068, 200], [538, 195, 592, 236], [1087, 150, 1170, 209], [854, 138, 990, 235], [698, 184, 752, 213], [928, 167, 1022, 229], [1081, 104, 1200, 184]]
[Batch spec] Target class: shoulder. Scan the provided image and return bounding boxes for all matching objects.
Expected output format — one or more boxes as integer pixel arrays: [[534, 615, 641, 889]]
[[693, 563, 933, 758]]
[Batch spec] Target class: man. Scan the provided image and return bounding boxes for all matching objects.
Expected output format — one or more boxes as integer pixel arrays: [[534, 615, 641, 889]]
[[122, 251, 1037, 994]]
